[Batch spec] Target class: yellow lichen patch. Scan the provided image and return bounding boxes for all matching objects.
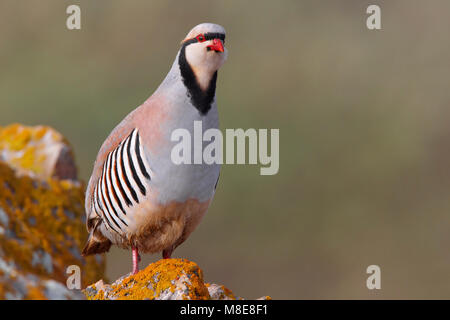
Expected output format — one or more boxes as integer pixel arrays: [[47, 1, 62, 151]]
[[0, 123, 32, 151], [0, 124, 105, 299], [0, 161, 104, 288], [25, 285, 48, 300], [0, 124, 75, 180], [85, 259, 211, 300]]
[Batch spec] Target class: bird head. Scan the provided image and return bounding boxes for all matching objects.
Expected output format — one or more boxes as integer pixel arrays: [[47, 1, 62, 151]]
[[180, 23, 227, 88]]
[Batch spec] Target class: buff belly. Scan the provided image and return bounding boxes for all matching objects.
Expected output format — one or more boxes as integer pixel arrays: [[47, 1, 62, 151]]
[[102, 197, 211, 253]]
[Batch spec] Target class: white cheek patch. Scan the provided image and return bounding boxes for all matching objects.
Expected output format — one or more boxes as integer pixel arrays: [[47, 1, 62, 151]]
[[185, 43, 225, 91], [185, 44, 205, 68]]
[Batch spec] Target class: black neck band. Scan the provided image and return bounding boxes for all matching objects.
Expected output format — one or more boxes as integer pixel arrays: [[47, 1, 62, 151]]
[[178, 34, 224, 115]]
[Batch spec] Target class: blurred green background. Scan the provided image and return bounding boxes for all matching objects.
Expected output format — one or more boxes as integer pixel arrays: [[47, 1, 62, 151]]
[[1, 0, 450, 299]]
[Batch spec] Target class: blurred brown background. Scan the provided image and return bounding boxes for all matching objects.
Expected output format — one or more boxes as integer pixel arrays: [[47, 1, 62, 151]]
[[1, 0, 450, 299]]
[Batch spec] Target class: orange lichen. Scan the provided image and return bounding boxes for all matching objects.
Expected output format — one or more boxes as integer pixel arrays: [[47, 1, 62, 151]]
[[25, 285, 48, 300], [0, 124, 105, 299], [0, 124, 75, 180], [83, 258, 268, 300], [85, 259, 211, 300], [0, 124, 32, 151]]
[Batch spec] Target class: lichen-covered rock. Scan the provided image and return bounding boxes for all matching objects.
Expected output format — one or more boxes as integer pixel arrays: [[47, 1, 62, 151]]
[[84, 258, 270, 300], [206, 283, 239, 300], [0, 258, 85, 300], [84, 259, 211, 300], [0, 124, 105, 300], [0, 124, 77, 181]]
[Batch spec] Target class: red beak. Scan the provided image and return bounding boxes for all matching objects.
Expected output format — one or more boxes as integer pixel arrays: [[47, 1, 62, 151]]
[[207, 38, 224, 52]]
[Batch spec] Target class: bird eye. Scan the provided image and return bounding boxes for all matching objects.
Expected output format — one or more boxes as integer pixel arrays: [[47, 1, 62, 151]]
[[196, 34, 206, 42]]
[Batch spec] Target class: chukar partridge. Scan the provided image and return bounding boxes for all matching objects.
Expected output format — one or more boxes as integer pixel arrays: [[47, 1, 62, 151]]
[[82, 23, 227, 274]]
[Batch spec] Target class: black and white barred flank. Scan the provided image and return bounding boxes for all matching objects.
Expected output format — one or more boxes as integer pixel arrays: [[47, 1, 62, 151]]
[[92, 129, 152, 234]]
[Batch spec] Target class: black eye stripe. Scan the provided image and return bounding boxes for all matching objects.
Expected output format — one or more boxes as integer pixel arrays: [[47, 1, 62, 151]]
[[203, 32, 225, 42], [183, 32, 225, 46]]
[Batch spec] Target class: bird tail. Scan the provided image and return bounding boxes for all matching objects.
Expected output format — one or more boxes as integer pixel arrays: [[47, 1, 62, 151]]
[[82, 220, 112, 256], [82, 236, 112, 256]]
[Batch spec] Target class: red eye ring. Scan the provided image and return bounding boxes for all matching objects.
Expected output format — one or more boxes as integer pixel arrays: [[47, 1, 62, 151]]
[[196, 34, 206, 42]]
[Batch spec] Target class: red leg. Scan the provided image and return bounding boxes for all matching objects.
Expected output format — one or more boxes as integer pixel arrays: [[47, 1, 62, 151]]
[[132, 246, 140, 274], [162, 248, 172, 259]]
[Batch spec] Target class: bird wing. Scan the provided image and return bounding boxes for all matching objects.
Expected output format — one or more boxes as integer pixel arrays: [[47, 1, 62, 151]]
[[85, 122, 152, 238]]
